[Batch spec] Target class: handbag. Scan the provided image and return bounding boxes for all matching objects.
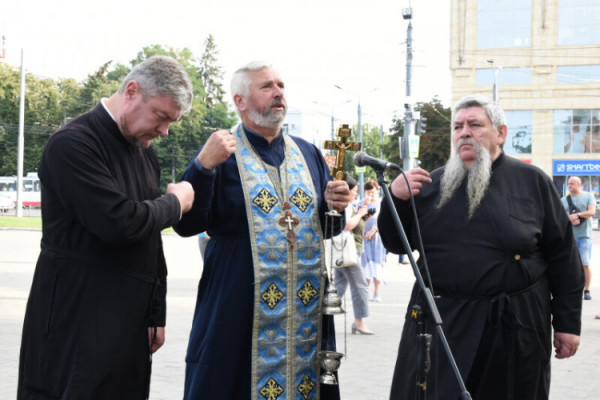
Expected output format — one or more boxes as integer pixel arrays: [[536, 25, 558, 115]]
[[324, 230, 358, 268], [566, 195, 587, 222]]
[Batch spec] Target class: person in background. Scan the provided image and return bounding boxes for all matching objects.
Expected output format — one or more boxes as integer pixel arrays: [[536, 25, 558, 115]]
[[333, 176, 374, 335], [174, 61, 349, 399], [197, 231, 210, 259], [18, 56, 195, 399], [379, 94, 584, 400], [561, 176, 596, 300], [361, 178, 387, 302]]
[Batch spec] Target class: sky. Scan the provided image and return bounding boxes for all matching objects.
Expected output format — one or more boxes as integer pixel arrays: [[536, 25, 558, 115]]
[[1, 0, 451, 138]]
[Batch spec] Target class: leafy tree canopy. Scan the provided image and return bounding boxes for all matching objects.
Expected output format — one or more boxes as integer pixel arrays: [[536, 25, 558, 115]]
[[0, 37, 237, 189]]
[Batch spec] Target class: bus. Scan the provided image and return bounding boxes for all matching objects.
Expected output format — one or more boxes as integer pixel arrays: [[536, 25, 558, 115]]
[[0, 172, 42, 208]]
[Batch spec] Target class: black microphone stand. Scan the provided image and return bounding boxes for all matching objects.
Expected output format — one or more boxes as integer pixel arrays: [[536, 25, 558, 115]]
[[375, 169, 472, 400]]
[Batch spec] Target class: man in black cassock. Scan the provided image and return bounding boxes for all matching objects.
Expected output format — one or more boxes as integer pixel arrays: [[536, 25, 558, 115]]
[[378, 94, 584, 400], [18, 56, 195, 399]]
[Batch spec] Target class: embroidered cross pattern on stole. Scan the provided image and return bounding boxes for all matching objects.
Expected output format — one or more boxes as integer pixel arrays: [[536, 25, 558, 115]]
[[322, 124, 361, 180]]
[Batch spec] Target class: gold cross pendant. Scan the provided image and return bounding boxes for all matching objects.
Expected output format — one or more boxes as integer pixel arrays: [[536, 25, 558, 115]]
[[278, 202, 300, 248]]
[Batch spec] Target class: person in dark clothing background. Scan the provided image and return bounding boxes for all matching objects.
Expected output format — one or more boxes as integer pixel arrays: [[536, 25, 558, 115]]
[[18, 55, 195, 399], [378, 94, 584, 400]]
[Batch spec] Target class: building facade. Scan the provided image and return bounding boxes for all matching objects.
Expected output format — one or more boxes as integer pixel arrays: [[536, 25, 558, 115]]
[[450, 0, 600, 200]]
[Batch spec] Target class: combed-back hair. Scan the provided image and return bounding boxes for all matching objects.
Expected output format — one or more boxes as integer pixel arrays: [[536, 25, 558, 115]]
[[230, 61, 272, 100], [452, 94, 506, 132], [118, 55, 193, 113]]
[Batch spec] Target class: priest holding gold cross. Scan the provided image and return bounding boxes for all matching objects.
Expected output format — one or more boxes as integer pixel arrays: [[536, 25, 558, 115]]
[[174, 61, 350, 400]]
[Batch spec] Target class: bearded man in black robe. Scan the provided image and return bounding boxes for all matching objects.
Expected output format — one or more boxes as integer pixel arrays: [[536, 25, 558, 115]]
[[378, 94, 584, 400], [18, 56, 195, 399]]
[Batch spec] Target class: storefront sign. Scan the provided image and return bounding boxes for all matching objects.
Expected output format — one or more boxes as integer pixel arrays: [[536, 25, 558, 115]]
[[553, 159, 600, 175]]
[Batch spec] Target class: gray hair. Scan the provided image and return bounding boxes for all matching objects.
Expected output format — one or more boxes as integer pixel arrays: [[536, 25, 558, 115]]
[[118, 55, 193, 113], [230, 61, 273, 99], [452, 94, 506, 131]]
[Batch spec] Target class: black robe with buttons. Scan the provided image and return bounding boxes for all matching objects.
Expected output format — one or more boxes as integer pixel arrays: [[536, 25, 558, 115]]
[[18, 103, 181, 399], [378, 153, 584, 400]]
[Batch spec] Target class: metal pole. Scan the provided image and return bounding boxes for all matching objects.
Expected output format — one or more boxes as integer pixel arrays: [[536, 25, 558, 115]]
[[403, 18, 415, 171], [380, 123, 384, 160], [358, 102, 364, 199], [487, 59, 500, 102], [16, 49, 25, 217], [493, 68, 498, 102], [406, 21, 413, 98], [331, 111, 334, 141]]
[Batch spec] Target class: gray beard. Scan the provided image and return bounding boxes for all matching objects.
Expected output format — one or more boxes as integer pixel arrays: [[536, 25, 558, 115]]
[[247, 101, 286, 131], [436, 139, 493, 219]]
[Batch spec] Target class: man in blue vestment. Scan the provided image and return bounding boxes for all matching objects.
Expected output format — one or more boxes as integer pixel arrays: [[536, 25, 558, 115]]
[[175, 61, 350, 400]]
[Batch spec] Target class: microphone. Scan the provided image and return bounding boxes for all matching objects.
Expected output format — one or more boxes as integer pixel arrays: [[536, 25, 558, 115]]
[[353, 152, 402, 171]]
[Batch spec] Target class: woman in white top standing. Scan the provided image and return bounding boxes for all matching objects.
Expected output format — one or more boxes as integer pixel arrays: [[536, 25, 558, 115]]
[[333, 176, 374, 335]]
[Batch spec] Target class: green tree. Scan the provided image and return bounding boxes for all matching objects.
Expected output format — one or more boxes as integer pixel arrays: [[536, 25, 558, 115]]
[[0, 42, 238, 189], [57, 78, 83, 125], [338, 123, 387, 183], [196, 35, 237, 151], [414, 98, 451, 171], [198, 34, 226, 108], [0, 64, 65, 175], [386, 98, 452, 173], [0, 63, 22, 175], [72, 61, 118, 116]]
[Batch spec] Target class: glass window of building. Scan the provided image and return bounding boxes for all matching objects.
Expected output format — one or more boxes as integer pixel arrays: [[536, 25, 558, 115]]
[[553, 109, 600, 154], [552, 174, 600, 201], [476, 68, 531, 85], [477, 0, 531, 48], [504, 111, 533, 154], [557, 65, 600, 83], [558, 0, 600, 46]]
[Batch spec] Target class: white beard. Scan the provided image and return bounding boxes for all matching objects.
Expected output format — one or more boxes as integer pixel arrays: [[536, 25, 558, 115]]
[[247, 100, 286, 130], [437, 138, 493, 219]]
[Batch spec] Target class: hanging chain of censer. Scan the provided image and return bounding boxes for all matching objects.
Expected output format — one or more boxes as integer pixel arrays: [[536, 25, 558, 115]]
[[320, 206, 346, 385]]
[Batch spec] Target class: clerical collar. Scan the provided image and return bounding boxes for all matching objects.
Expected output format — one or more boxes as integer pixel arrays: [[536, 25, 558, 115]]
[[100, 98, 116, 122], [242, 124, 284, 150]]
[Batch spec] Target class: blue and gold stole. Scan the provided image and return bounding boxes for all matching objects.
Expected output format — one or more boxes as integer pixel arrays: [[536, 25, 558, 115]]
[[234, 125, 326, 400]]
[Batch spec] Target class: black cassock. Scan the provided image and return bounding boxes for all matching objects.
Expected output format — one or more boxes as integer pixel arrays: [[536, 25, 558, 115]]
[[18, 104, 181, 399], [378, 153, 584, 400]]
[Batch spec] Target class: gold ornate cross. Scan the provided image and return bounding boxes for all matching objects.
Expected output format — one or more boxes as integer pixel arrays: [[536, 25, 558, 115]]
[[323, 124, 361, 180]]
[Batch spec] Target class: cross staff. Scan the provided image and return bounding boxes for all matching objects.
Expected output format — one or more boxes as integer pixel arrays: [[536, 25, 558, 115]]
[[323, 124, 362, 181]]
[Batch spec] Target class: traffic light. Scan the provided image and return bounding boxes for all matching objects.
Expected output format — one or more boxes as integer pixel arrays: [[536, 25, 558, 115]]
[[416, 117, 427, 135]]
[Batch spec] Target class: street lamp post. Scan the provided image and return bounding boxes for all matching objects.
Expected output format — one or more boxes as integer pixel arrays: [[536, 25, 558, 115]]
[[487, 59, 502, 102], [402, 7, 416, 171]]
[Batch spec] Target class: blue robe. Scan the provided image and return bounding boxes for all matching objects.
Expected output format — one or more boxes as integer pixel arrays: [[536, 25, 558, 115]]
[[175, 126, 342, 400]]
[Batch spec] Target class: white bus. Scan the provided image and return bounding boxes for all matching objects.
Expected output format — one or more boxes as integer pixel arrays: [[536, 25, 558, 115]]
[[0, 172, 42, 208]]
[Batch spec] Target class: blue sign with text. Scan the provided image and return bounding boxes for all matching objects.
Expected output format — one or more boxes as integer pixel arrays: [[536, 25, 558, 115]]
[[553, 160, 600, 176]]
